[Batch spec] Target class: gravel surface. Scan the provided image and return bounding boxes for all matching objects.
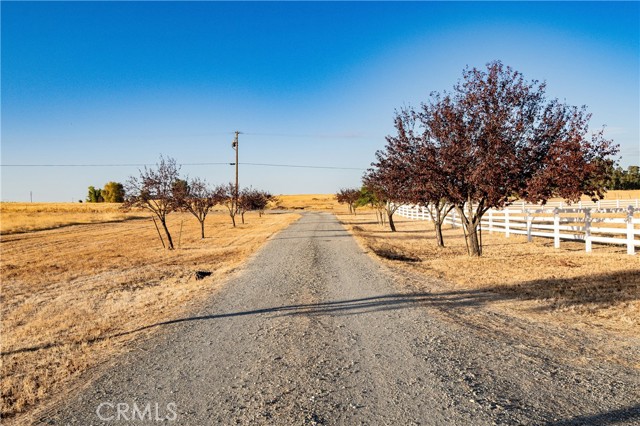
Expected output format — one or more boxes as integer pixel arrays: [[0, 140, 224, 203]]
[[40, 212, 639, 425]]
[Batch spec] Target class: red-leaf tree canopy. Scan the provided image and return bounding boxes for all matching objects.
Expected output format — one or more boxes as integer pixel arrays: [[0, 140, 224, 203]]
[[377, 61, 618, 256]]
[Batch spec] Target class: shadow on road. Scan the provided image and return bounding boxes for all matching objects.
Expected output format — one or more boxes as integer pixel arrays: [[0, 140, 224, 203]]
[[0, 291, 486, 356], [546, 404, 640, 425], [3, 268, 638, 356]]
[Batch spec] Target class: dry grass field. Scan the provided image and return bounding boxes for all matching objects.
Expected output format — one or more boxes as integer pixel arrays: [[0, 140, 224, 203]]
[[0, 202, 144, 234], [274, 194, 340, 211], [273, 190, 640, 211], [588, 189, 640, 200], [0, 208, 299, 421]]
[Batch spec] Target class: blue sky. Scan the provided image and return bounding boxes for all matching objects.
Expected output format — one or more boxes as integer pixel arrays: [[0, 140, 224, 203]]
[[2, 1, 639, 202]]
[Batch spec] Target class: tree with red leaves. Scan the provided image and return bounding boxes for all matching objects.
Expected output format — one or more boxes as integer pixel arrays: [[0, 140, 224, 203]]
[[413, 61, 617, 256], [371, 109, 455, 243], [336, 188, 361, 215], [238, 188, 275, 224], [375, 61, 618, 255], [222, 183, 239, 227], [123, 155, 182, 249], [174, 177, 225, 239], [364, 112, 416, 232]]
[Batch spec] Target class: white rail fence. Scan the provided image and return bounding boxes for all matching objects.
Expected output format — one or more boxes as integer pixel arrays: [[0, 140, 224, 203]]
[[396, 201, 640, 255]]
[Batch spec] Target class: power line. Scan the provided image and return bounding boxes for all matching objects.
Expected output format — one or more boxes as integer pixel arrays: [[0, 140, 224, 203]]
[[0, 163, 230, 167], [242, 162, 365, 170], [243, 132, 369, 139], [0, 162, 366, 170]]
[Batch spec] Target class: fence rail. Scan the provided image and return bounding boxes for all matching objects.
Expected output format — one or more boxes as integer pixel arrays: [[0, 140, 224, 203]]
[[396, 201, 640, 255]]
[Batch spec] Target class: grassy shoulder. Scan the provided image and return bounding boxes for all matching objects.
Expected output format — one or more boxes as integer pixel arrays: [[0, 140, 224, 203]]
[[336, 210, 639, 361], [0, 210, 299, 422]]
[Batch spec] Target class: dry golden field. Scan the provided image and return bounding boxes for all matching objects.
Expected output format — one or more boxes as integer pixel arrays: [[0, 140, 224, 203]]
[[0, 209, 299, 421], [274, 190, 640, 211], [274, 194, 340, 210], [0, 202, 144, 234], [588, 189, 640, 200]]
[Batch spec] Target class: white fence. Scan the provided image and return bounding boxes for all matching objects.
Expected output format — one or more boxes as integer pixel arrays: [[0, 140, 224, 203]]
[[396, 201, 640, 255]]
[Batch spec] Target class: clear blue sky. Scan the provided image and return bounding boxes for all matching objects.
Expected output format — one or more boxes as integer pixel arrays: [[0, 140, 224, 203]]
[[2, 1, 638, 202]]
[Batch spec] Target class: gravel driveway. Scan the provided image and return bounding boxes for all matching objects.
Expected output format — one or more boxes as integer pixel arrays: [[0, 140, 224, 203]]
[[41, 212, 639, 425]]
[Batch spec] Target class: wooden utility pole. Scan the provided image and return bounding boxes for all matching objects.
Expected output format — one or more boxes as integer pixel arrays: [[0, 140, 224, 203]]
[[232, 131, 240, 213]]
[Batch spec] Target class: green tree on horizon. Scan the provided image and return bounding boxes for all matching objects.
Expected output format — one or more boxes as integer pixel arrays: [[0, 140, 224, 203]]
[[102, 181, 125, 203], [86, 186, 103, 203]]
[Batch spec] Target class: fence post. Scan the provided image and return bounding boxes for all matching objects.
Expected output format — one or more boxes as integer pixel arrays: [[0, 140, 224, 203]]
[[584, 208, 592, 253], [504, 209, 510, 238], [489, 209, 493, 233], [628, 206, 635, 255], [597, 200, 601, 209], [553, 207, 560, 249], [526, 209, 533, 242], [616, 199, 620, 208]]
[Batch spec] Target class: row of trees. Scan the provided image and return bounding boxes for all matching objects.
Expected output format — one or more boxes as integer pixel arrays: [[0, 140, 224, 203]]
[[354, 61, 618, 256], [122, 156, 274, 249], [603, 165, 640, 190], [87, 182, 125, 203], [337, 186, 399, 231]]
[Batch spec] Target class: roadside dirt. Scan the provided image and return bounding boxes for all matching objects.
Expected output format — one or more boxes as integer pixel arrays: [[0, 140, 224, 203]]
[[32, 212, 640, 425]]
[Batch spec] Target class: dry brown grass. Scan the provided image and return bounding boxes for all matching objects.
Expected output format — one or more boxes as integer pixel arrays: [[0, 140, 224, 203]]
[[273, 194, 340, 211], [0, 210, 299, 422], [542, 189, 640, 202], [0, 202, 144, 234], [337, 211, 639, 339], [593, 189, 640, 200], [274, 189, 640, 214]]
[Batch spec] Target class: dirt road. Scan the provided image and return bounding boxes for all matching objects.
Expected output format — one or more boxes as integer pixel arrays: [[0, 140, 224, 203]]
[[41, 212, 639, 425]]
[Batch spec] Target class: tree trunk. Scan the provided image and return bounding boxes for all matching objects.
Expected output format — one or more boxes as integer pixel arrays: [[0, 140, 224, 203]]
[[200, 220, 205, 239], [241, 211, 245, 224], [388, 212, 396, 232], [428, 202, 448, 248], [456, 203, 483, 256], [230, 213, 236, 228], [434, 222, 445, 247], [465, 222, 481, 256], [160, 219, 174, 250]]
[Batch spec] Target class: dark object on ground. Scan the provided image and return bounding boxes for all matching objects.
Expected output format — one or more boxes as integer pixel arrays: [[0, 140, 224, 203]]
[[195, 270, 212, 280]]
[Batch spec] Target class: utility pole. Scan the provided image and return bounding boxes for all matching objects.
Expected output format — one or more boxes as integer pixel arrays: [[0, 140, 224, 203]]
[[232, 131, 240, 213]]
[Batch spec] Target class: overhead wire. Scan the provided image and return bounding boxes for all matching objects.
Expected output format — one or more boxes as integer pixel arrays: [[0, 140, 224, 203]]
[[0, 162, 366, 170]]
